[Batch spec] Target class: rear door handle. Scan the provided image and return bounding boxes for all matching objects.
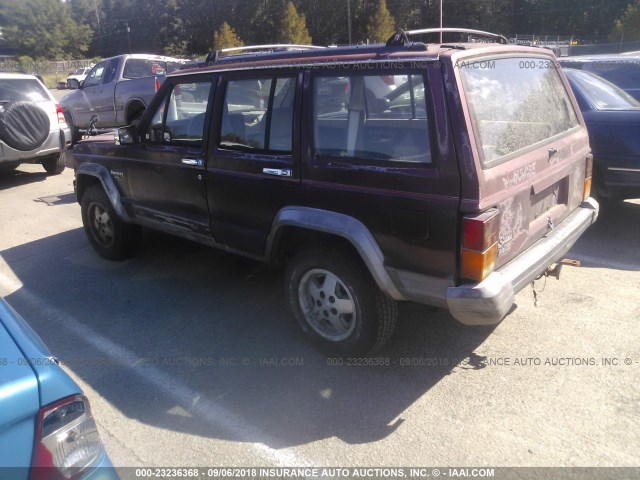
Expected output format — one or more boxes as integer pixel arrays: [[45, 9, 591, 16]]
[[181, 158, 203, 166], [262, 168, 292, 177]]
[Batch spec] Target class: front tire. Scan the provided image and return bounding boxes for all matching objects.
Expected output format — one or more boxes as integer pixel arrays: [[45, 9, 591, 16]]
[[285, 247, 397, 355], [81, 185, 141, 260]]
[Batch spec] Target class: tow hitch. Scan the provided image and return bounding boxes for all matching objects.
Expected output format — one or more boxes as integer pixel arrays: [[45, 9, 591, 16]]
[[546, 258, 581, 280], [532, 259, 581, 306]]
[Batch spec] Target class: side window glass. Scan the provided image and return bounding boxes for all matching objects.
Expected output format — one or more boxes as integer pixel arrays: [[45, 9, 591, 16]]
[[219, 76, 295, 153], [146, 81, 212, 147], [313, 73, 432, 164], [103, 58, 119, 84], [83, 62, 107, 88]]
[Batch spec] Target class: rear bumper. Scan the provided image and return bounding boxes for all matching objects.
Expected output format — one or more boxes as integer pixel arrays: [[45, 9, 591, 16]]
[[0, 128, 71, 165], [446, 198, 599, 325]]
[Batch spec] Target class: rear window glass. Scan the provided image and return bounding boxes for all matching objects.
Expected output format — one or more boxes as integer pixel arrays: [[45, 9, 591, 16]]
[[123, 59, 168, 79], [313, 72, 431, 164], [460, 57, 579, 167], [584, 60, 640, 90], [0, 79, 49, 103], [566, 69, 640, 110]]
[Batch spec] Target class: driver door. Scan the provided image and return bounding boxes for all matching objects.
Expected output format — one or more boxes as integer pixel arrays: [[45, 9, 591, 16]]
[[119, 74, 216, 236], [73, 58, 119, 127]]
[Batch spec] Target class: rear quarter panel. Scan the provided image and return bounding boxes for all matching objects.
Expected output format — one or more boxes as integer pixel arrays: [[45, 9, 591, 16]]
[[114, 76, 164, 125], [0, 321, 39, 477], [0, 299, 82, 476]]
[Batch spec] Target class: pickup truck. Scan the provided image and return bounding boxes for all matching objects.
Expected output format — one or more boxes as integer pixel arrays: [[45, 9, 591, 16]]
[[60, 54, 184, 143]]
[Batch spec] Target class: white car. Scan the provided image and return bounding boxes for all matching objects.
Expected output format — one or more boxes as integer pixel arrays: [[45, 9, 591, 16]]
[[65, 66, 93, 87], [0, 73, 71, 174]]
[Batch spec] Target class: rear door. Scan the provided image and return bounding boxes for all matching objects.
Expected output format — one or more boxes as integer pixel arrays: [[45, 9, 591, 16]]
[[301, 63, 461, 287], [454, 52, 590, 268], [206, 71, 301, 255]]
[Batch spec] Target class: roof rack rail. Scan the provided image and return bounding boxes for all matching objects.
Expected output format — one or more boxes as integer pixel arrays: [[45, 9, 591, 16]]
[[202, 44, 326, 66], [220, 44, 325, 55], [386, 28, 508, 46]]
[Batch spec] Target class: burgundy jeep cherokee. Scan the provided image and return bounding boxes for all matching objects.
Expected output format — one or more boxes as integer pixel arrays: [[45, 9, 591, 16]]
[[67, 29, 599, 354]]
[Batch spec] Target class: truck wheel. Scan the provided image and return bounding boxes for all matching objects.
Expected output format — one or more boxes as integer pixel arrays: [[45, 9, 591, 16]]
[[285, 247, 397, 355], [41, 153, 65, 175], [129, 110, 144, 126], [81, 185, 141, 260]]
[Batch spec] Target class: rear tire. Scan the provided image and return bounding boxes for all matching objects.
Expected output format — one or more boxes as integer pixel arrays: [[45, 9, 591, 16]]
[[129, 110, 144, 127], [285, 247, 397, 355], [81, 185, 141, 260], [41, 153, 65, 175]]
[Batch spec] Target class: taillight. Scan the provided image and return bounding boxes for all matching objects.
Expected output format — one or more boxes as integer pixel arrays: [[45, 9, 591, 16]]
[[583, 153, 593, 201], [29, 395, 102, 480], [55, 105, 67, 127], [461, 209, 499, 282], [154, 76, 161, 93]]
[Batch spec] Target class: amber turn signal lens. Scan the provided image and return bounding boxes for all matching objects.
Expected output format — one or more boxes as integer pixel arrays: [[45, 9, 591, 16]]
[[583, 176, 592, 202], [583, 153, 593, 201], [461, 244, 498, 282]]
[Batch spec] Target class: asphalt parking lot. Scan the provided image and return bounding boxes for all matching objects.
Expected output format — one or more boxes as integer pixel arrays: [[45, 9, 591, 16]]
[[1, 141, 639, 470]]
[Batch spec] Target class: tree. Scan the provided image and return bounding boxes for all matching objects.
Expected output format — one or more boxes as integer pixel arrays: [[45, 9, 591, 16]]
[[280, 2, 312, 44], [214, 22, 244, 52], [366, 0, 396, 43], [613, 0, 640, 41], [0, 0, 91, 58]]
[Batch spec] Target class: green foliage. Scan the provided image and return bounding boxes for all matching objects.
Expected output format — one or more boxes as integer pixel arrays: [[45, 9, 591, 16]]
[[214, 22, 244, 52], [16, 56, 34, 73], [0, 0, 635, 59], [366, 0, 396, 43], [280, 2, 312, 44], [0, 0, 91, 59], [613, 0, 640, 41]]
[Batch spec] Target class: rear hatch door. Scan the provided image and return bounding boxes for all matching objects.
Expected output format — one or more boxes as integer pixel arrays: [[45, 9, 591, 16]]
[[454, 52, 590, 267]]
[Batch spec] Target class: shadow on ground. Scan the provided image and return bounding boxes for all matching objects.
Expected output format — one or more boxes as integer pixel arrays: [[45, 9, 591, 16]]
[[1, 228, 495, 448], [0, 167, 48, 190], [568, 200, 640, 271]]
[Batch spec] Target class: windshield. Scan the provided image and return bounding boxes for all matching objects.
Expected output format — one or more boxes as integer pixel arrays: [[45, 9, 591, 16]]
[[565, 68, 640, 110]]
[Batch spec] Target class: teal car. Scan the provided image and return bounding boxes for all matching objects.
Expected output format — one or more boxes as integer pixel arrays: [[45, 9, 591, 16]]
[[0, 298, 118, 480]]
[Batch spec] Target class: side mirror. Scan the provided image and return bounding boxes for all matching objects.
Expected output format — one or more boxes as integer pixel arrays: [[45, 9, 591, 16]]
[[115, 126, 136, 145], [67, 78, 80, 89]]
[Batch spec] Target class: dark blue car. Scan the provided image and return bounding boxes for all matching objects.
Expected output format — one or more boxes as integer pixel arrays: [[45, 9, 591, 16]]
[[559, 55, 640, 101], [0, 297, 118, 480], [564, 68, 640, 202]]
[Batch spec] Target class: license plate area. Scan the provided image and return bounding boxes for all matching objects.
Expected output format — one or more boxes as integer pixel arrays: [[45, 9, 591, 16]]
[[530, 177, 568, 223]]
